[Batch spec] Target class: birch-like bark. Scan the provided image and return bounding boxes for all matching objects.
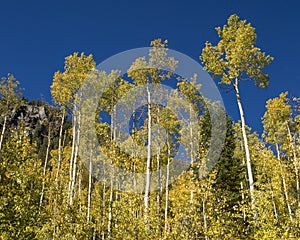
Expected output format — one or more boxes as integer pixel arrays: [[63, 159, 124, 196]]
[[234, 80, 255, 213], [39, 124, 51, 213], [156, 108, 162, 236], [189, 104, 194, 165], [267, 177, 278, 221], [0, 115, 7, 152], [286, 123, 300, 207], [202, 193, 208, 240], [101, 182, 106, 240], [53, 110, 65, 239], [68, 106, 77, 204], [70, 110, 81, 204], [107, 185, 113, 239], [144, 82, 152, 218], [189, 103, 196, 219], [78, 163, 82, 211], [108, 105, 116, 239], [239, 141, 246, 222], [87, 149, 92, 222], [164, 145, 170, 234], [132, 111, 137, 194], [275, 143, 293, 221], [240, 181, 246, 222]]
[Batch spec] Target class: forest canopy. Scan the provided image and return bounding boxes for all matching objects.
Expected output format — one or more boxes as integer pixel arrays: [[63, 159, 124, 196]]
[[0, 15, 299, 239]]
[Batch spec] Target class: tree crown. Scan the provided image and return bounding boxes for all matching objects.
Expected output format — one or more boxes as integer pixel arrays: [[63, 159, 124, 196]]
[[200, 14, 273, 88]]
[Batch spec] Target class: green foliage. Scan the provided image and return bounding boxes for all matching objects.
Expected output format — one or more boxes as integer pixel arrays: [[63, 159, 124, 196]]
[[1, 18, 300, 239], [262, 91, 292, 144], [200, 14, 273, 88], [0, 74, 23, 113], [51, 52, 96, 108], [0, 128, 42, 239]]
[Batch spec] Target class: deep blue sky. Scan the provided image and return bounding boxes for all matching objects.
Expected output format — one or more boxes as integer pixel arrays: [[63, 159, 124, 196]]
[[0, 0, 299, 133]]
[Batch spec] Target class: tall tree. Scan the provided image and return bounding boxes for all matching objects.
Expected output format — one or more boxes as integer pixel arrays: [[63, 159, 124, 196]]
[[127, 39, 177, 220], [262, 92, 295, 222], [200, 14, 273, 212], [0, 74, 23, 152], [51, 52, 96, 205]]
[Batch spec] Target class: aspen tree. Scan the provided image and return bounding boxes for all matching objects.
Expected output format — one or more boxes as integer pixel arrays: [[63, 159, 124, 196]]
[[201, 14, 273, 212], [51, 52, 95, 204]]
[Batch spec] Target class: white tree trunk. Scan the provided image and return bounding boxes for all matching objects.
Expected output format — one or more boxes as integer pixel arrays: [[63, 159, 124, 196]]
[[144, 82, 152, 218], [107, 186, 113, 239], [156, 108, 162, 236], [39, 124, 51, 213], [202, 194, 208, 240], [132, 111, 137, 194], [87, 149, 92, 222], [68, 106, 77, 204], [0, 115, 7, 152], [286, 123, 300, 207], [240, 181, 246, 222], [70, 109, 81, 204], [268, 177, 278, 221], [101, 182, 106, 240], [108, 105, 116, 239], [189, 104, 194, 165], [74, 110, 81, 192], [78, 164, 82, 211], [234, 81, 255, 212], [53, 110, 65, 239], [275, 143, 293, 221], [164, 146, 170, 234]]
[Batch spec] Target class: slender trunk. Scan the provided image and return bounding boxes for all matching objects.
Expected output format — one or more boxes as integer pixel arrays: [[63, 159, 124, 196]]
[[57, 111, 65, 183], [39, 124, 51, 213], [190, 191, 194, 206], [286, 123, 300, 207], [78, 164, 82, 211], [202, 193, 208, 240], [144, 82, 152, 218], [107, 184, 113, 239], [133, 162, 137, 194], [101, 182, 106, 240], [156, 108, 162, 236], [68, 107, 77, 203], [275, 143, 293, 221], [0, 115, 7, 152], [164, 145, 170, 234], [157, 149, 162, 236], [234, 80, 255, 212], [108, 105, 116, 239], [189, 104, 194, 165], [114, 184, 121, 231], [268, 177, 278, 221], [239, 141, 247, 222], [70, 109, 81, 204], [62, 129, 67, 149], [132, 163, 139, 221], [240, 181, 246, 222], [189, 103, 196, 228], [53, 110, 65, 239], [132, 111, 137, 194], [87, 149, 93, 222]]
